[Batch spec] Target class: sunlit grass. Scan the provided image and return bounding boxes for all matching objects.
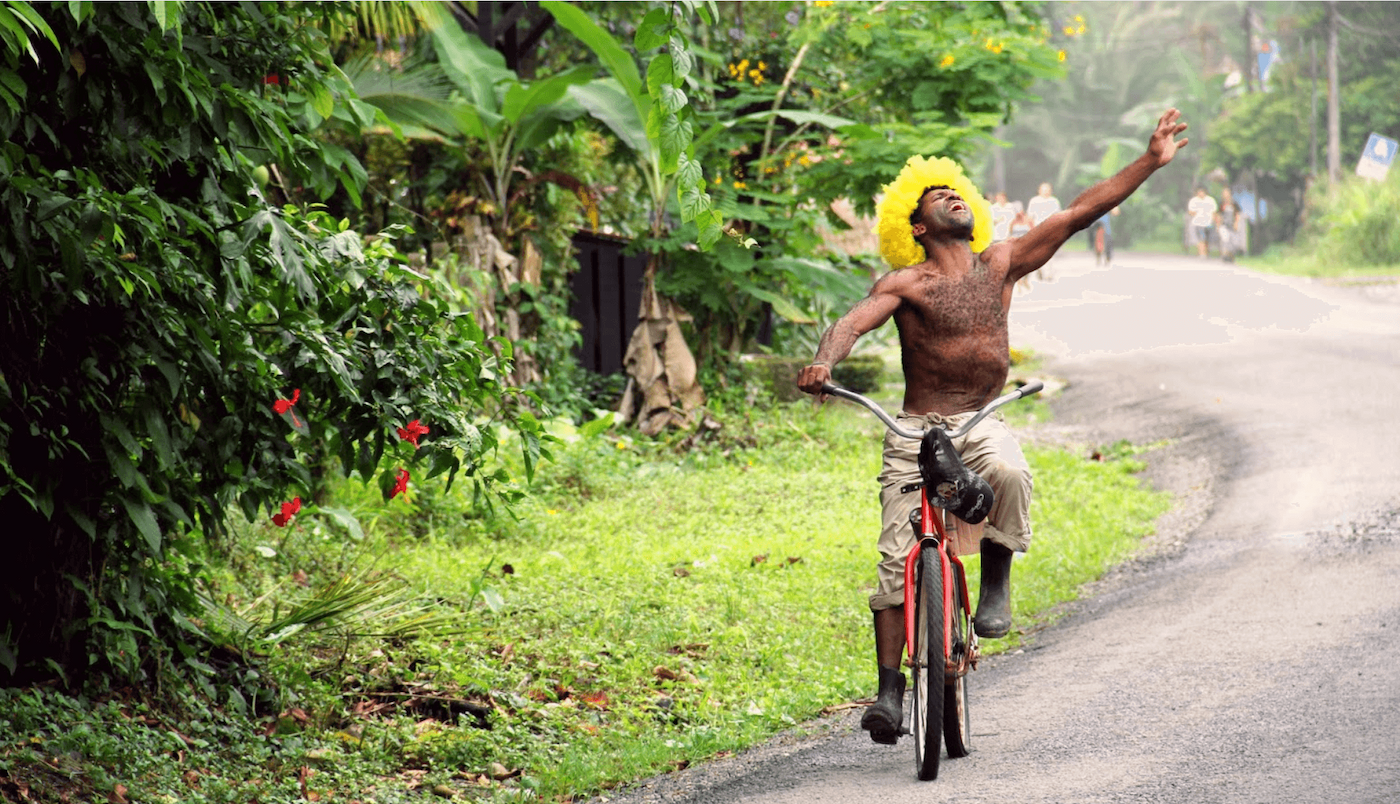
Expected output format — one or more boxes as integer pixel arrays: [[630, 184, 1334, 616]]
[[0, 393, 1171, 803]]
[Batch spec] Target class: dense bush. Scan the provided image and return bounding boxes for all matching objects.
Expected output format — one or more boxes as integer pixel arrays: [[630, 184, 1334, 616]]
[[0, 3, 524, 683]]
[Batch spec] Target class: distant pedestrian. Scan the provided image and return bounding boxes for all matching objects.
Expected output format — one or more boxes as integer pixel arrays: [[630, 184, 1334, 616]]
[[1026, 182, 1061, 227], [1011, 209, 1034, 290], [990, 191, 1015, 242], [1010, 209, 1032, 239], [1216, 194, 1242, 262], [1087, 206, 1120, 265], [1187, 187, 1217, 258]]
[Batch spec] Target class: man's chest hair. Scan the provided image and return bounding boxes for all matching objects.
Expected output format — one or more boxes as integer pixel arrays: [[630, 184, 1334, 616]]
[[901, 265, 1006, 333]]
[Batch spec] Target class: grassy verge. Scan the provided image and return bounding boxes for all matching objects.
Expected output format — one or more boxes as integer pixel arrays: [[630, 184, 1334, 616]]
[[1236, 245, 1400, 279], [0, 388, 1169, 804]]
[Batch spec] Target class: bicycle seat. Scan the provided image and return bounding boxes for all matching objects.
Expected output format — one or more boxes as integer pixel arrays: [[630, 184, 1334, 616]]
[[917, 428, 994, 524]]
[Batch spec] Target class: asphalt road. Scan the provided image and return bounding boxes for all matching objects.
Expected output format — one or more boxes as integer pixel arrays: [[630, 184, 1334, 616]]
[[594, 251, 1400, 804]]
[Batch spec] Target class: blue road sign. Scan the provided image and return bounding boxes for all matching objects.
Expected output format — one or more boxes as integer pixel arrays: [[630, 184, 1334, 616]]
[[1357, 133, 1398, 181]]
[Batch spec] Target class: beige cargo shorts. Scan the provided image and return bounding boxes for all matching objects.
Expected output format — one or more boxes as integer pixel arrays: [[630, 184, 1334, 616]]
[[869, 410, 1033, 612]]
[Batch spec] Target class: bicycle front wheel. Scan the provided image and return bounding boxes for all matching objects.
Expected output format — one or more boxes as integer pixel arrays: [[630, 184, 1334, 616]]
[[911, 545, 945, 781], [944, 559, 972, 758]]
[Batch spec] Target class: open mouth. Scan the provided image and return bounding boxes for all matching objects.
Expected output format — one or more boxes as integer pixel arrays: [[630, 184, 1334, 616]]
[[948, 201, 967, 213]]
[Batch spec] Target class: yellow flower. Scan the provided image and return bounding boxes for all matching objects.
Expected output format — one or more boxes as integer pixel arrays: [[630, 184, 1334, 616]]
[[798, 154, 811, 166], [547, 509, 558, 516], [758, 61, 767, 71], [814, 0, 834, 6], [733, 180, 748, 189], [939, 54, 955, 68], [1057, 49, 1067, 62], [1063, 25, 1074, 35], [738, 59, 749, 71], [615, 441, 628, 450]]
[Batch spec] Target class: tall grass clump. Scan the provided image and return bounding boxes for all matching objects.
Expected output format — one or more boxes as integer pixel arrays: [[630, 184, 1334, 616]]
[[1302, 172, 1400, 268]]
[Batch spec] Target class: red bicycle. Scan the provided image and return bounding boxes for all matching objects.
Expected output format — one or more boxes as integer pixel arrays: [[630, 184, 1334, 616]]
[[822, 380, 1043, 780]]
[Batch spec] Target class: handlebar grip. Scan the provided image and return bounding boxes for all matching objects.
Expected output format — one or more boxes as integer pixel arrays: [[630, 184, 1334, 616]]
[[1016, 380, 1044, 398]]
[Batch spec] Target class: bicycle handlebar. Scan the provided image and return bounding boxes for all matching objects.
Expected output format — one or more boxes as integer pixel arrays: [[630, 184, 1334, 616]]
[[820, 380, 1044, 441]]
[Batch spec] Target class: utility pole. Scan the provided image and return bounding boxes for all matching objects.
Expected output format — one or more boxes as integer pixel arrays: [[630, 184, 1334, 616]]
[[1310, 38, 1318, 178], [1327, 1, 1341, 185], [1243, 4, 1255, 93]]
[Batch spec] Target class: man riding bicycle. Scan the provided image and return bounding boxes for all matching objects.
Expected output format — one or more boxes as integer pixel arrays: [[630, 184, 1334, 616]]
[[797, 109, 1189, 745]]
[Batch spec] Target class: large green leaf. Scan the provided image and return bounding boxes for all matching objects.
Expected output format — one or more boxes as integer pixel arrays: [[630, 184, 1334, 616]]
[[543, 1, 645, 121], [501, 65, 594, 124], [120, 496, 163, 555], [429, 14, 511, 115], [633, 7, 671, 51], [737, 283, 815, 324], [694, 109, 869, 152], [568, 79, 651, 155], [451, 104, 493, 142], [344, 53, 460, 137]]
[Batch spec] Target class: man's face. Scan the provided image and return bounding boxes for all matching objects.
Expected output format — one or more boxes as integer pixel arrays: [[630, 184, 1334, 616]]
[[1039, 183, 1052, 197], [995, 193, 1007, 204], [916, 188, 975, 239]]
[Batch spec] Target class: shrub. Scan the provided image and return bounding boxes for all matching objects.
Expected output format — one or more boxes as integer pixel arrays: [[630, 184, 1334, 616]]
[[1304, 172, 1400, 267]]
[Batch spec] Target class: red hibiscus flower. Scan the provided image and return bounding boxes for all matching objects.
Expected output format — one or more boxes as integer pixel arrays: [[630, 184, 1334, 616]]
[[395, 419, 430, 448], [272, 496, 302, 527], [272, 388, 300, 414], [390, 468, 410, 499]]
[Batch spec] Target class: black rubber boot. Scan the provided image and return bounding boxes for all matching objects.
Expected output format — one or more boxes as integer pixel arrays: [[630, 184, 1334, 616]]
[[860, 665, 906, 744], [974, 538, 1014, 638]]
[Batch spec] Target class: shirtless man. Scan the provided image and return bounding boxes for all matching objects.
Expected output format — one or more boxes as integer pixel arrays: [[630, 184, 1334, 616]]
[[797, 108, 1189, 744]]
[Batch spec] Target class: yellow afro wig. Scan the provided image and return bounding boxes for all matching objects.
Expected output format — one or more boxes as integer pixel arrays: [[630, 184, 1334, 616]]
[[876, 155, 993, 268]]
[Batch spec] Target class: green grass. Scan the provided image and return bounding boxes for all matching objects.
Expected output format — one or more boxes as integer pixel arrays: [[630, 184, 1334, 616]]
[[0, 391, 1170, 804], [1236, 245, 1400, 279]]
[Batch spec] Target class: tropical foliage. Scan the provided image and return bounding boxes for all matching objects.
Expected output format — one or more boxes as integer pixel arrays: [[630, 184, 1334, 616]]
[[0, 2, 528, 682]]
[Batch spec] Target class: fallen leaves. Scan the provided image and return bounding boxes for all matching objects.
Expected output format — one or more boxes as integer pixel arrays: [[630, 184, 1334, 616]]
[[652, 665, 700, 684]]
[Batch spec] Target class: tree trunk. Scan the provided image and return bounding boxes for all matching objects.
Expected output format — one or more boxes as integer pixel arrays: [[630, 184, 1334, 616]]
[[617, 257, 706, 436], [452, 215, 540, 387]]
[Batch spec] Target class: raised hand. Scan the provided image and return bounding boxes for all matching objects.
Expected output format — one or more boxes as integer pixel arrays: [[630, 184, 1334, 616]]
[[1148, 108, 1190, 167]]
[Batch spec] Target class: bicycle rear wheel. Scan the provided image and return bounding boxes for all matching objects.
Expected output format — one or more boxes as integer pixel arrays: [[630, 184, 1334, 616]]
[[911, 545, 945, 780], [944, 559, 972, 758]]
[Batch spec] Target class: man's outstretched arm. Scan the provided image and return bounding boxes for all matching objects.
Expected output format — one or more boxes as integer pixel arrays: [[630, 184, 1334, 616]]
[[797, 278, 904, 398], [1004, 108, 1189, 281]]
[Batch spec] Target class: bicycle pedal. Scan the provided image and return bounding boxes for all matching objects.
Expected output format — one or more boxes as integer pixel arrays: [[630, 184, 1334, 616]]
[[869, 730, 900, 746]]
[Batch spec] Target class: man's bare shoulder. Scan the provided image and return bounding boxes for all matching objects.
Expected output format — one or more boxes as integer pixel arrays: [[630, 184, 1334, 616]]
[[870, 266, 923, 296], [977, 241, 1014, 273]]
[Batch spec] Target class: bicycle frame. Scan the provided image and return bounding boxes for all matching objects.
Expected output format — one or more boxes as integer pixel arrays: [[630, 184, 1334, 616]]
[[903, 491, 975, 679]]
